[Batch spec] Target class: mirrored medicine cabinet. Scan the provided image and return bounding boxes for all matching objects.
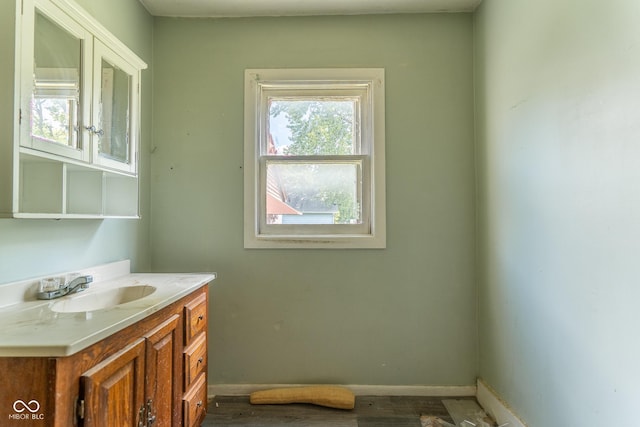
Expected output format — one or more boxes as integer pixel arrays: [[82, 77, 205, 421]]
[[1, 0, 147, 218]]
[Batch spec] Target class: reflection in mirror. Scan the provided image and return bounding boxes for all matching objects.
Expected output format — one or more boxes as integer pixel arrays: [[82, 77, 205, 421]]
[[98, 60, 131, 163], [31, 9, 82, 149]]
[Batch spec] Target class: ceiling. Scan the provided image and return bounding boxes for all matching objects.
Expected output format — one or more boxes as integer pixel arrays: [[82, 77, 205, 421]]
[[139, 0, 482, 18]]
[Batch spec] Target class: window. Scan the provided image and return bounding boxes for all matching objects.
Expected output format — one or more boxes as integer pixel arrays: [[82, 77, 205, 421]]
[[244, 68, 386, 248]]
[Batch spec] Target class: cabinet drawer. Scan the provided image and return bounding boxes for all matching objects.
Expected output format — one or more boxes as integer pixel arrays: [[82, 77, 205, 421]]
[[183, 373, 207, 427], [184, 291, 207, 346], [184, 333, 207, 390]]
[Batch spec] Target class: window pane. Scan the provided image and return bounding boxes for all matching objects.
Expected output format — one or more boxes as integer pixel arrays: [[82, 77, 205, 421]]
[[268, 99, 356, 155], [266, 161, 361, 225]]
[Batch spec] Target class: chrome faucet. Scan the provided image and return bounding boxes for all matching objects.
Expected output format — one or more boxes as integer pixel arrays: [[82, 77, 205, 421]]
[[37, 275, 93, 300]]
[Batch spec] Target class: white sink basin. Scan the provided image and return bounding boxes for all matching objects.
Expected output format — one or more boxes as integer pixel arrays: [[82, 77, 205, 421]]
[[51, 285, 157, 313]]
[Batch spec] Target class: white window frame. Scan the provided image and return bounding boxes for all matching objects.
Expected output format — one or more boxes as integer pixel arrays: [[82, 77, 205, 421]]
[[244, 68, 386, 249]]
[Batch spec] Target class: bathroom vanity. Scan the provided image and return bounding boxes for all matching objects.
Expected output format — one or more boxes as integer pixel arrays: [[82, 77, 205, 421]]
[[0, 261, 215, 427]]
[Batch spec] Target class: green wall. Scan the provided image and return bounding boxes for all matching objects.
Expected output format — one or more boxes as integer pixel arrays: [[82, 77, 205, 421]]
[[151, 14, 477, 386], [475, 0, 640, 424], [0, 0, 153, 283]]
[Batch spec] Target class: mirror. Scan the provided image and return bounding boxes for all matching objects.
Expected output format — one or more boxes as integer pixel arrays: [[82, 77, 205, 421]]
[[31, 9, 82, 149], [98, 59, 131, 163]]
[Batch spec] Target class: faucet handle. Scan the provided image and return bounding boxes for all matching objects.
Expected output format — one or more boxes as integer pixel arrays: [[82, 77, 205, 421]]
[[40, 277, 61, 292], [82, 275, 94, 288]]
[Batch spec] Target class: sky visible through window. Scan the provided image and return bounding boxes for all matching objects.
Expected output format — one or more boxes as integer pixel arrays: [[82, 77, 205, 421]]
[[269, 112, 292, 152]]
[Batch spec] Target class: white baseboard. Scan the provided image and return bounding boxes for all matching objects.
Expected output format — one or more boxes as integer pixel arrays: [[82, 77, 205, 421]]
[[209, 384, 477, 398], [476, 379, 527, 427]]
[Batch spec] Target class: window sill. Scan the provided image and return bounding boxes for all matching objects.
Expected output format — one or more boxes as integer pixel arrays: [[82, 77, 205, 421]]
[[244, 234, 386, 249]]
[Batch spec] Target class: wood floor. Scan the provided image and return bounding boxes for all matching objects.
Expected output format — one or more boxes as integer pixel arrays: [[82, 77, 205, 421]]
[[204, 395, 473, 426]]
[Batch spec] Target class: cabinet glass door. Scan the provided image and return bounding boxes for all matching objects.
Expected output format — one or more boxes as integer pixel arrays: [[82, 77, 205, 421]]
[[23, 1, 91, 162], [93, 40, 138, 174]]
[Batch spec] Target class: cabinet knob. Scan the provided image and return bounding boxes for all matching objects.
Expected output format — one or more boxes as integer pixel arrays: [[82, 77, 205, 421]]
[[198, 314, 204, 321], [196, 400, 203, 408], [197, 357, 203, 364]]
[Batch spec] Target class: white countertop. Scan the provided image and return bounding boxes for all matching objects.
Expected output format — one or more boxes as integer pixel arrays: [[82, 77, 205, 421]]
[[0, 262, 215, 357]]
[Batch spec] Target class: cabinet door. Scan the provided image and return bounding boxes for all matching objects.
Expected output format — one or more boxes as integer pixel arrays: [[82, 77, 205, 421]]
[[21, 0, 92, 161], [145, 314, 181, 427], [92, 39, 139, 174], [81, 338, 146, 427]]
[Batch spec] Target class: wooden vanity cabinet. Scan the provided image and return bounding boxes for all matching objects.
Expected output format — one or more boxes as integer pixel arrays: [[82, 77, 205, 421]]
[[0, 285, 208, 427]]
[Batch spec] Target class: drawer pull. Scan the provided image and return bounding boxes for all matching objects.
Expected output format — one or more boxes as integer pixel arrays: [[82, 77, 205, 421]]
[[197, 357, 203, 364], [196, 400, 203, 408], [197, 314, 204, 321]]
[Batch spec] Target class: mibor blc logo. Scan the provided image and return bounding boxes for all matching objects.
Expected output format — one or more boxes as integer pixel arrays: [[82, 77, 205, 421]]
[[9, 400, 44, 421]]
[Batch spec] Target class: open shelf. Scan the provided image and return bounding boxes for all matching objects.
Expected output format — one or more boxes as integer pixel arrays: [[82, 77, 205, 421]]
[[16, 152, 139, 218], [19, 156, 64, 214]]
